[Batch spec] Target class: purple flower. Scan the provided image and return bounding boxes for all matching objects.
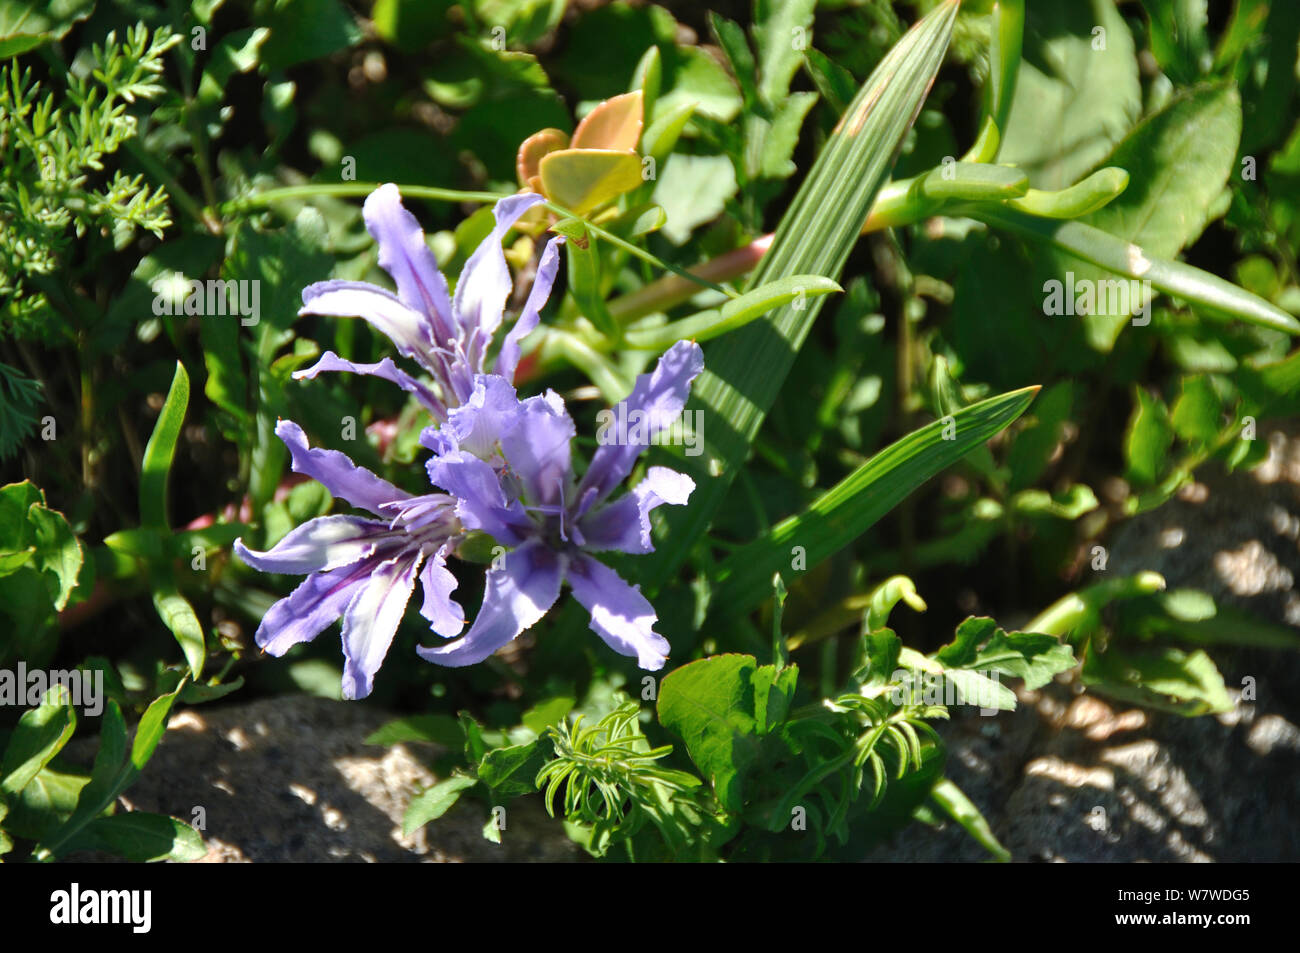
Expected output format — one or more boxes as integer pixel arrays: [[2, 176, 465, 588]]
[[233, 420, 465, 700], [294, 184, 563, 420], [417, 340, 704, 671]]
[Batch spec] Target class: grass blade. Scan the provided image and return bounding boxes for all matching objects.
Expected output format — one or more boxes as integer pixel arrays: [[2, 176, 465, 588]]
[[139, 360, 190, 530], [711, 386, 1038, 614], [644, 0, 961, 589]]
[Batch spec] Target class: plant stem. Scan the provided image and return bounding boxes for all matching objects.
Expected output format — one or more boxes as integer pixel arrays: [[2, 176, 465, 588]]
[[221, 182, 511, 216]]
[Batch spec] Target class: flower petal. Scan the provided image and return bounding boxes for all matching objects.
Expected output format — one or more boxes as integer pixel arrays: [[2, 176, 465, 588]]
[[453, 193, 545, 357], [294, 350, 446, 420], [430, 373, 521, 461], [420, 544, 465, 638], [254, 560, 372, 657], [233, 515, 387, 575], [416, 540, 562, 667], [495, 234, 564, 380], [363, 183, 455, 342], [566, 553, 669, 670], [499, 390, 575, 508], [299, 279, 436, 367], [426, 449, 532, 545], [578, 340, 704, 509], [339, 551, 424, 699], [276, 419, 411, 516], [577, 466, 694, 554]]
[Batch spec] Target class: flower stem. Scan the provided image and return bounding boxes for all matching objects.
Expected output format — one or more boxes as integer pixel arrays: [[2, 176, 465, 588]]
[[220, 182, 511, 216]]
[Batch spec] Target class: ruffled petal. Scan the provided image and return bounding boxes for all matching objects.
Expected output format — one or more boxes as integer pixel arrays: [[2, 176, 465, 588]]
[[419, 544, 465, 638], [416, 540, 562, 667], [494, 234, 564, 381], [294, 350, 446, 420], [233, 515, 387, 575], [566, 553, 669, 670], [339, 550, 424, 700], [276, 419, 411, 517], [363, 183, 455, 342], [577, 466, 694, 554], [577, 340, 704, 510], [427, 373, 520, 462]]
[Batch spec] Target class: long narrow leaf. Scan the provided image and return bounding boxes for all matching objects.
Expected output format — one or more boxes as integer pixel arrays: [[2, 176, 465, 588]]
[[711, 386, 1038, 614], [644, 0, 961, 589], [139, 360, 190, 530]]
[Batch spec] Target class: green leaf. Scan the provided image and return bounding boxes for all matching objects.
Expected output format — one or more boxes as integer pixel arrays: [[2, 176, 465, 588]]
[[0, 0, 94, 57], [1081, 644, 1233, 716], [258, 0, 362, 69], [560, 220, 618, 339], [753, 0, 816, 109], [643, 1, 961, 589], [0, 687, 76, 797], [152, 578, 205, 680], [712, 385, 1037, 614], [1124, 387, 1173, 486], [623, 276, 841, 350], [365, 714, 463, 748], [140, 361, 190, 531], [1144, 0, 1210, 85], [76, 812, 206, 863], [929, 777, 1010, 862], [521, 696, 575, 735], [27, 503, 82, 611], [35, 684, 183, 860], [1169, 375, 1221, 446], [476, 740, 545, 798], [1049, 82, 1243, 349], [403, 776, 477, 836], [998, 0, 1140, 189], [651, 154, 739, 245], [656, 654, 795, 813]]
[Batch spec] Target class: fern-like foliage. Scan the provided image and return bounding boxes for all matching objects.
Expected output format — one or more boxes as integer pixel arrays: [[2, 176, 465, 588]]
[[536, 699, 712, 858], [0, 361, 43, 460], [0, 23, 179, 339]]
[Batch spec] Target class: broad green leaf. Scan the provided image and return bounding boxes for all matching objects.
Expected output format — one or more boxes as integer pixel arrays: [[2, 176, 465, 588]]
[[403, 776, 477, 836], [644, 1, 961, 589], [652, 153, 739, 245], [711, 385, 1037, 614], [622, 276, 841, 350], [1047, 82, 1244, 349], [365, 714, 463, 748], [0, 0, 94, 57], [998, 0, 1140, 189], [1124, 387, 1173, 485], [656, 654, 795, 813], [258, 0, 362, 69], [753, 0, 816, 109], [521, 696, 575, 735], [27, 503, 82, 611], [76, 812, 206, 863], [0, 687, 76, 797], [1081, 644, 1233, 716], [140, 361, 190, 531], [3, 766, 88, 841], [1169, 375, 1221, 446], [476, 740, 545, 798]]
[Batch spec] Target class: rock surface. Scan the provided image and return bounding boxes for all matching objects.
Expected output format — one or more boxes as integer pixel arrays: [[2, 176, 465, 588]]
[[73, 695, 579, 863]]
